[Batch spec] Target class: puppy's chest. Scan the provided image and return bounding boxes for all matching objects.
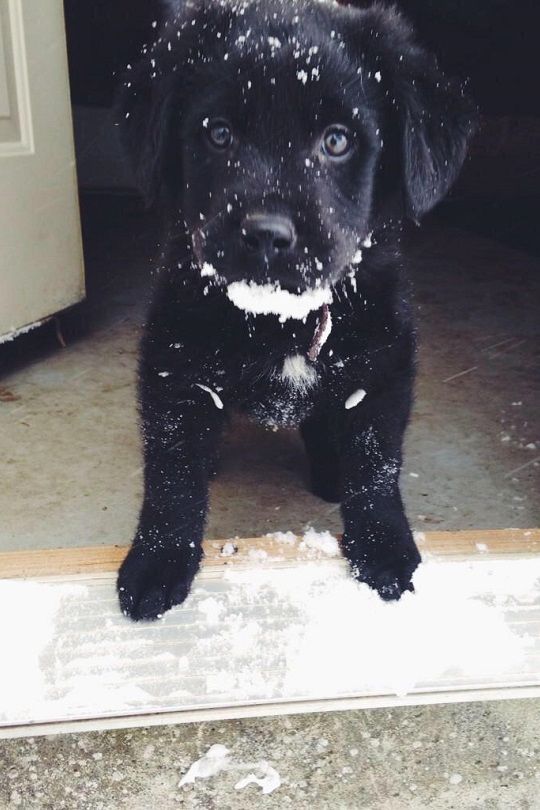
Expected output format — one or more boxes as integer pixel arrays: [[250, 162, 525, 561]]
[[242, 352, 320, 428]]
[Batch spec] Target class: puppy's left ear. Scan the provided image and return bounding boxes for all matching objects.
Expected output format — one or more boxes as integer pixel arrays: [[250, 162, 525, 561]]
[[345, 4, 477, 221], [116, 60, 177, 205], [396, 50, 477, 220]]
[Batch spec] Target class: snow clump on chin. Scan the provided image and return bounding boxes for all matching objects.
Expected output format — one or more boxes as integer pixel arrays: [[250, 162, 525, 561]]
[[226, 280, 333, 322]]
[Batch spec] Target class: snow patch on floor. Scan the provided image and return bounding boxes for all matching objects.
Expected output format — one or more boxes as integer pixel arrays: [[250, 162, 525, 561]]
[[299, 528, 340, 556], [248, 548, 268, 562], [266, 531, 297, 546], [197, 597, 224, 625], [1, 555, 538, 727], [178, 744, 281, 795], [0, 580, 87, 716], [234, 761, 281, 794], [262, 528, 339, 559]]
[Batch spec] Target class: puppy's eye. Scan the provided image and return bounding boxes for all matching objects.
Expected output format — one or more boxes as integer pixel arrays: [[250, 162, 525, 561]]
[[321, 126, 352, 159], [206, 119, 233, 150]]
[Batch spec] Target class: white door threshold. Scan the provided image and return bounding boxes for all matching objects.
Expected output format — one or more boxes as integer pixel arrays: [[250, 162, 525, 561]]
[[1, 530, 539, 739]]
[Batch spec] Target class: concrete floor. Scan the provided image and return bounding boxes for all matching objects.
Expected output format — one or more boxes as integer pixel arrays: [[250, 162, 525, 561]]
[[0, 194, 539, 807], [0, 194, 538, 551], [0, 701, 539, 809]]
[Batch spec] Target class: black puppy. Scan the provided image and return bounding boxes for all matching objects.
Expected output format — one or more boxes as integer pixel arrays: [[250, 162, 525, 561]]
[[117, 0, 475, 620]]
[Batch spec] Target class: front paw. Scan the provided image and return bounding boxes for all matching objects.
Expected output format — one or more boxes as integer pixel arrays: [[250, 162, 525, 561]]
[[344, 535, 421, 601], [117, 543, 202, 621]]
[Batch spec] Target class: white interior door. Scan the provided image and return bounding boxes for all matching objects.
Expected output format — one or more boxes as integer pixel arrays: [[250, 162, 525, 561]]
[[0, 0, 84, 341]]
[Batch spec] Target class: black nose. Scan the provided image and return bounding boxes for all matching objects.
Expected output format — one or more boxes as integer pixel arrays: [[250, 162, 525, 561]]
[[240, 214, 296, 255]]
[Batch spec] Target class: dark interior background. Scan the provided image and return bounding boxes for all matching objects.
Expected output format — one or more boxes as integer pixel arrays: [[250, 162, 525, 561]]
[[64, 0, 540, 115], [63, 0, 540, 257]]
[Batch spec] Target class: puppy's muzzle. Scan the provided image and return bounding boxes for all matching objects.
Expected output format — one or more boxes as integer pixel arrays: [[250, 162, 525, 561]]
[[240, 214, 296, 257]]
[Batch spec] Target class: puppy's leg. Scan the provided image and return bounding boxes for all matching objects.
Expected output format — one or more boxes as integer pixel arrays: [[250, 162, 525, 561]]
[[118, 381, 225, 621], [340, 377, 421, 601], [300, 411, 341, 503]]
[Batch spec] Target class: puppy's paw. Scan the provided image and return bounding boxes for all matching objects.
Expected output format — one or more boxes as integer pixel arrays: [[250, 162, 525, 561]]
[[117, 544, 201, 621], [345, 540, 421, 601]]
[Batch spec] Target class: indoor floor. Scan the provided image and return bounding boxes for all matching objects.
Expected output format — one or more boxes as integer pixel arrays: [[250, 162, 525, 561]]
[[1, 194, 538, 551]]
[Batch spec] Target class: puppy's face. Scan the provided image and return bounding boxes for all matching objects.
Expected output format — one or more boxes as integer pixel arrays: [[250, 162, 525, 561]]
[[122, 1, 475, 296], [181, 44, 382, 292]]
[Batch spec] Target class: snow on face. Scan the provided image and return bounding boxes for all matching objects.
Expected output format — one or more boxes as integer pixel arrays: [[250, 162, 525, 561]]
[[362, 233, 373, 248], [226, 280, 332, 322], [4, 553, 537, 730], [168, 8, 384, 299], [200, 262, 217, 277]]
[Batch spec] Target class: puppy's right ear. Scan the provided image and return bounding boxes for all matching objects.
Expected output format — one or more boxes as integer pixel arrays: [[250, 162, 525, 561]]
[[116, 58, 177, 204], [343, 3, 476, 221]]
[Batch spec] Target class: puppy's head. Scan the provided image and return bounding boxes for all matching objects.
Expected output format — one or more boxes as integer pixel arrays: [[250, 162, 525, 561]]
[[120, 0, 475, 300]]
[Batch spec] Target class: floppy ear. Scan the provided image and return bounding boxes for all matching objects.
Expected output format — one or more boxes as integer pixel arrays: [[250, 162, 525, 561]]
[[344, 3, 477, 221], [116, 60, 177, 204], [396, 52, 477, 220]]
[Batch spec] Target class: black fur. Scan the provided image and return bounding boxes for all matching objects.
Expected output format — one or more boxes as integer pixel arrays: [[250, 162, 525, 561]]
[[116, 0, 475, 620]]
